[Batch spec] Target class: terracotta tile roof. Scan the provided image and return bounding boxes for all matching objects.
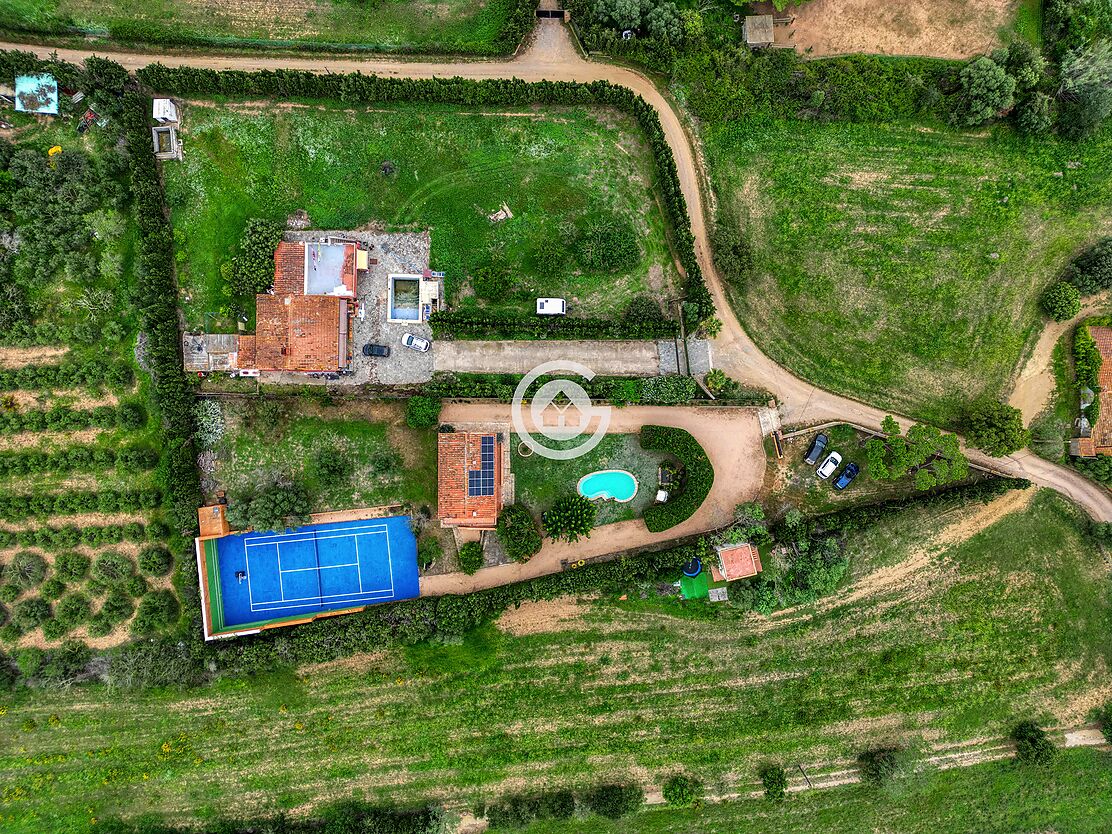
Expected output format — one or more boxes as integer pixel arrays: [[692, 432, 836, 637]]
[[711, 542, 762, 583], [341, 244, 357, 296], [273, 241, 305, 295], [438, 432, 501, 528], [1084, 327, 1112, 455], [253, 294, 348, 371], [236, 335, 256, 369]]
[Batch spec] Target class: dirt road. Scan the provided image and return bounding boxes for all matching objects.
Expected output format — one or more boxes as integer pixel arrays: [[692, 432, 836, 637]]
[[9, 23, 1111, 519]]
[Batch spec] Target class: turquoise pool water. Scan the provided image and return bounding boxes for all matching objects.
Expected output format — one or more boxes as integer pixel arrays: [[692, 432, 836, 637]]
[[578, 469, 638, 503]]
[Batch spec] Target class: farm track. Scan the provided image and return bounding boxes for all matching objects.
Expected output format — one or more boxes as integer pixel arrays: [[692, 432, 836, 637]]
[[5, 21, 1112, 519]]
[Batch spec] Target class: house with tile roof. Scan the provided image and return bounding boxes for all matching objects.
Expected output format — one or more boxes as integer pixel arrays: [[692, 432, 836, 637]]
[[438, 432, 504, 528], [1071, 325, 1112, 458]]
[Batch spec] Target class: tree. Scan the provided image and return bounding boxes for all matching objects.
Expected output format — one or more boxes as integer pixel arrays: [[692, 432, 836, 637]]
[[231, 218, 285, 295], [542, 494, 598, 542], [661, 773, 701, 806], [1041, 280, 1081, 320], [965, 399, 1031, 456], [645, 2, 683, 44], [1068, 237, 1112, 294], [866, 419, 968, 487], [1057, 40, 1112, 138], [228, 480, 312, 533], [1015, 92, 1055, 135], [1011, 720, 1056, 765], [457, 541, 484, 575], [405, 395, 442, 429], [496, 503, 543, 561], [594, 0, 643, 31], [757, 762, 788, 800], [951, 56, 1016, 126], [1002, 40, 1048, 90]]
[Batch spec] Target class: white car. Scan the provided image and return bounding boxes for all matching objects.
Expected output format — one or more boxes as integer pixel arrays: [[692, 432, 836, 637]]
[[402, 332, 431, 352], [816, 451, 842, 480], [536, 298, 566, 315]]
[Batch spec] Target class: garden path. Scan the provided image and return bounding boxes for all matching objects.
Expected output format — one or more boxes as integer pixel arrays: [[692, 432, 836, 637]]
[[8, 21, 1112, 519], [433, 339, 664, 375]]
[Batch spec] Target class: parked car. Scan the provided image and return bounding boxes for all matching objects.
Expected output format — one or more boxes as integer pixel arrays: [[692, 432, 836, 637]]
[[816, 451, 842, 480], [536, 298, 567, 315], [804, 432, 829, 465], [362, 343, 390, 357], [833, 462, 860, 491], [402, 332, 430, 352]]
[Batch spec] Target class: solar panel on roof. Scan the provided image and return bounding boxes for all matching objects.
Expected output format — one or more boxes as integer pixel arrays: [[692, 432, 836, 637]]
[[467, 436, 496, 497]]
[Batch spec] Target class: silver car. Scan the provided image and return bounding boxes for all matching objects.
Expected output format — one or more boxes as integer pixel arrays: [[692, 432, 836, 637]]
[[816, 451, 842, 480], [402, 332, 430, 352]]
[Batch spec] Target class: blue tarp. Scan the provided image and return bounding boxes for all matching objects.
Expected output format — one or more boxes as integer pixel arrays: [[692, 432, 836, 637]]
[[14, 74, 59, 115]]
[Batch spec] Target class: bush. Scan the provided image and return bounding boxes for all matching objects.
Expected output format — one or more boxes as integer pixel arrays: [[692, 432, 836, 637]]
[[54, 593, 91, 629], [758, 762, 788, 800], [124, 574, 149, 599], [309, 446, 353, 484], [1041, 280, 1082, 320], [138, 546, 173, 577], [661, 773, 701, 807], [964, 398, 1031, 457], [130, 589, 180, 635], [1016, 92, 1055, 135], [950, 55, 1016, 126], [542, 494, 597, 542], [0, 584, 18, 603], [857, 747, 901, 785], [40, 577, 66, 600], [1068, 237, 1112, 295], [11, 596, 51, 631], [193, 399, 225, 448], [639, 375, 697, 404], [640, 425, 714, 532], [1011, 720, 1056, 765], [116, 401, 147, 430], [54, 551, 90, 583], [231, 218, 285, 295], [1095, 700, 1112, 743], [484, 790, 575, 829], [582, 783, 642, 819], [577, 215, 640, 273], [496, 503, 542, 562], [91, 551, 134, 586], [227, 481, 312, 534], [5, 551, 46, 590], [457, 541, 484, 575], [99, 589, 134, 625], [405, 395, 442, 429]]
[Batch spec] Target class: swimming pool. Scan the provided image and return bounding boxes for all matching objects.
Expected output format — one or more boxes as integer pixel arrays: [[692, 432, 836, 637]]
[[388, 275, 421, 321], [578, 469, 638, 503]]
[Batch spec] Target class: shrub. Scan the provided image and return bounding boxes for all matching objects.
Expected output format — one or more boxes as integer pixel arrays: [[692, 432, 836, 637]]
[[1016, 92, 1055, 135], [406, 395, 442, 429], [542, 494, 597, 542], [758, 762, 788, 800], [581, 783, 642, 819], [252, 398, 287, 432], [857, 747, 901, 785], [1002, 40, 1047, 89], [577, 215, 640, 273], [309, 446, 353, 484], [964, 399, 1031, 457], [1068, 237, 1112, 294], [145, 521, 171, 543], [130, 589, 180, 635], [1095, 701, 1112, 743], [457, 541, 484, 575], [416, 536, 442, 571], [55, 593, 91, 629], [0, 584, 19, 603], [231, 218, 285, 294], [40, 577, 66, 600], [484, 790, 575, 829], [496, 503, 543, 562], [640, 425, 714, 532], [11, 596, 51, 631], [116, 401, 147, 430], [54, 551, 90, 583], [1041, 280, 1082, 320], [639, 375, 697, 404], [138, 546, 173, 577], [950, 56, 1016, 126], [124, 574, 148, 599], [5, 551, 46, 590], [661, 773, 701, 807], [99, 589, 134, 625], [1011, 720, 1056, 765], [193, 399, 225, 448], [227, 480, 312, 534], [91, 551, 134, 586]]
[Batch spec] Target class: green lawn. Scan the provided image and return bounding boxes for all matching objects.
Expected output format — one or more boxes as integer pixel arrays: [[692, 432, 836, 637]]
[[2, 490, 1109, 829], [165, 102, 678, 332], [706, 118, 1112, 425], [510, 433, 668, 526], [0, 0, 525, 54], [518, 748, 1112, 834], [210, 400, 436, 513]]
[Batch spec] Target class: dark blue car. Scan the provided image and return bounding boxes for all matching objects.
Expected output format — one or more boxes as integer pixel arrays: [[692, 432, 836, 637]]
[[833, 463, 860, 491]]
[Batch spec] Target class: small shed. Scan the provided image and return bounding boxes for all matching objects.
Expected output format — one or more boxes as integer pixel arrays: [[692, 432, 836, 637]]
[[153, 98, 179, 124], [711, 542, 763, 583], [152, 124, 181, 160], [14, 74, 59, 115], [183, 333, 240, 372], [743, 14, 775, 48]]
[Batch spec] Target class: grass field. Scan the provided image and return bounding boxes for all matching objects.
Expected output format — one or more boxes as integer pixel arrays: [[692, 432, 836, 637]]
[[1, 490, 1108, 829], [165, 102, 678, 332], [0, 0, 524, 54], [707, 119, 1112, 426], [520, 747, 1112, 834], [510, 434, 667, 526], [207, 399, 436, 513]]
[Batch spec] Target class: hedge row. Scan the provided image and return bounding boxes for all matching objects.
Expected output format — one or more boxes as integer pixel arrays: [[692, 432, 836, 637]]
[[0, 489, 162, 521], [0, 359, 133, 391], [121, 90, 204, 535], [429, 309, 677, 340], [424, 371, 699, 405], [0, 445, 158, 477], [134, 68, 715, 322], [0, 405, 125, 435], [0, 522, 148, 551], [639, 425, 714, 532]]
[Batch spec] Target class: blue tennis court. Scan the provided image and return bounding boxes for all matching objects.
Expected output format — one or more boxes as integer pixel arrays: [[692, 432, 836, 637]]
[[212, 516, 419, 630]]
